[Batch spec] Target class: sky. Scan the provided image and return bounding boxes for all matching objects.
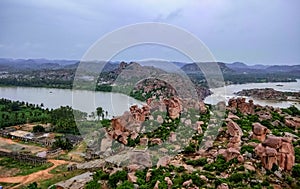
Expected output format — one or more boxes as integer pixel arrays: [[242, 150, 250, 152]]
[[0, 0, 299, 65]]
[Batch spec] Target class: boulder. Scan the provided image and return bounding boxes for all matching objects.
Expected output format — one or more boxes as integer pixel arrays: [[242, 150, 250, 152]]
[[127, 164, 141, 172], [199, 101, 207, 114], [252, 122, 270, 142], [153, 180, 160, 189], [164, 97, 182, 119], [244, 162, 256, 171], [146, 171, 151, 182], [263, 136, 282, 149], [237, 155, 244, 163], [254, 135, 295, 171], [151, 138, 163, 145], [183, 179, 193, 187], [164, 177, 173, 189], [285, 117, 300, 128], [227, 120, 242, 137], [228, 112, 240, 120], [157, 115, 164, 124], [139, 137, 148, 146], [129, 151, 152, 168], [221, 147, 241, 162], [169, 132, 177, 142], [228, 98, 254, 114], [157, 156, 171, 168], [217, 183, 229, 189], [128, 172, 137, 183]]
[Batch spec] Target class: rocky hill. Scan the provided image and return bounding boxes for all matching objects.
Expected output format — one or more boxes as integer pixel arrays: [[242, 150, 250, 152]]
[[78, 97, 300, 189]]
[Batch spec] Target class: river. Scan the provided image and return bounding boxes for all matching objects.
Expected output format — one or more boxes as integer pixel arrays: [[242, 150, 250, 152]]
[[204, 79, 300, 109], [0, 80, 299, 115], [0, 87, 143, 116]]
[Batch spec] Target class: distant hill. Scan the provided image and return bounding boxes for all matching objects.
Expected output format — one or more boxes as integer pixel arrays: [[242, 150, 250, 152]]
[[0, 58, 78, 71], [136, 60, 187, 72], [181, 62, 235, 74], [225, 62, 300, 74], [266, 65, 300, 73], [0, 58, 299, 76]]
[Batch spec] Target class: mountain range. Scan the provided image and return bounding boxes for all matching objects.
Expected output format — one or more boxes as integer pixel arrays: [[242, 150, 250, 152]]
[[0, 58, 299, 75]]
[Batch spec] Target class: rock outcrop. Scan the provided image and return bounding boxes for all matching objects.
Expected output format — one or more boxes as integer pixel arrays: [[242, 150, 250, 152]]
[[254, 136, 295, 171], [228, 98, 254, 114], [252, 122, 270, 142], [235, 88, 300, 101], [163, 96, 182, 119], [219, 119, 244, 161], [285, 116, 300, 129], [129, 105, 150, 121]]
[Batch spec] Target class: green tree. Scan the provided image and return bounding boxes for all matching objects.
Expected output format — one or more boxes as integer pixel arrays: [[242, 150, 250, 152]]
[[32, 125, 45, 133], [96, 107, 104, 120]]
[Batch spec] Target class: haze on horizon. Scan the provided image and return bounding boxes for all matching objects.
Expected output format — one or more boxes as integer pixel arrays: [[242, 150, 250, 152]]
[[0, 0, 299, 65]]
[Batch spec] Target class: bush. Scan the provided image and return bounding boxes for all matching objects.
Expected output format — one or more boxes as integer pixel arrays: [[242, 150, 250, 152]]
[[241, 145, 254, 154], [295, 147, 300, 163], [203, 155, 233, 172], [116, 181, 134, 189], [229, 173, 246, 182], [52, 137, 73, 150], [27, 182, 40, 189], [292, 164, 300, 178], [183, 143, 196, 154], [186, 158, 207, 166], [32, 125, 45, 133], [108, 170, 128, 188]]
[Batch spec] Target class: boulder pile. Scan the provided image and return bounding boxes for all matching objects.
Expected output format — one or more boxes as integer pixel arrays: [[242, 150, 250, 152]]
[[254, 136, 295, 171]]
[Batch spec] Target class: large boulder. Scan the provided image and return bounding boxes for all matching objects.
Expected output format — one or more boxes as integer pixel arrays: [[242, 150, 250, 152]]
[[227, 120, 242, 137], [263, 136, 282, 149], [254, 136, 295, 171], [157, 156, 171, 168], [228, 98, 254, 114], [164, 97, 182, 119], [252, 122, 270, 142], [220, 147, 241, 162]]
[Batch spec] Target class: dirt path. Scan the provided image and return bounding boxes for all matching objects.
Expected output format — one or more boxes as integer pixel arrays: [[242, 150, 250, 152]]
[[0, 159, 70, 188]]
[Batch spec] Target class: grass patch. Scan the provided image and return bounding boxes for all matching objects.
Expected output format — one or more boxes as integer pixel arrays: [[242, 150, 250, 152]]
[[49, 164, 68, 174], [0, 157, 53, 176], [38, 169, 85, 188], [0, 182, 19, 188]]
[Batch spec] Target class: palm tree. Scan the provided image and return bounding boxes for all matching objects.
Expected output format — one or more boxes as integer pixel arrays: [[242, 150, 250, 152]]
[[96, 107, 104, 120]]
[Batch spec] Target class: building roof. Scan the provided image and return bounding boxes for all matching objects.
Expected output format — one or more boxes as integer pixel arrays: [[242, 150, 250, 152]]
[[9, 130, 34, 139]]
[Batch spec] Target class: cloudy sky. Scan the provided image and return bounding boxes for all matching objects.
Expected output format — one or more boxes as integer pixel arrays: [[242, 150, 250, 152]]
[[0, 0, 299, 65]]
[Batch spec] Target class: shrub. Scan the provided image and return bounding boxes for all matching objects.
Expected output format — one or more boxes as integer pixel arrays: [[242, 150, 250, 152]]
[[52, 137, 73, 150], [203, 155, 233, 172], [27, 182, 40, 189], [292, 164, 300, 178], [295, 147, 300, 163], [32, 125, 45, 133], [229, 173, 246, 182], [241, 145, 254, 154], [108, 170, 127, 188], [116, 181, 134, 189], [186, 158, 207, 166]]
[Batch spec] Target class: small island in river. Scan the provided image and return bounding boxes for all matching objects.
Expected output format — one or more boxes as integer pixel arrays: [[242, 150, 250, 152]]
[[235, 88, 300, 101]]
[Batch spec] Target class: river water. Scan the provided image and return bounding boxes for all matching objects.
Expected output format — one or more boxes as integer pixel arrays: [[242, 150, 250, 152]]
[[0, 87, 143, 116], [204, 79, 300, 109], [0, 80, 299, 115]]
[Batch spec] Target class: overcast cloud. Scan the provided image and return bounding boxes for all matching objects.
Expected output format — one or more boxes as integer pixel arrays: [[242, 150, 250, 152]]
[[0, 0, 299, 64]]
